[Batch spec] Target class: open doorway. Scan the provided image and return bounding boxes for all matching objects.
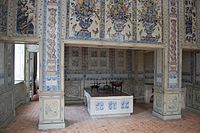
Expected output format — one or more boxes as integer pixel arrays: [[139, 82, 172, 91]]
[[14, 43, 39, 103], [25, 45, 39, 101]]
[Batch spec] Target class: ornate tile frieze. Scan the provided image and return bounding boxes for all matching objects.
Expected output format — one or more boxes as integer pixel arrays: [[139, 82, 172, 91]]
[[105, 0, 133, 41], [67, 0, 101, 39], [42, 0, 61, 91], [66, 0, 163, 44], [168, 0, 179, 89], [137, 0, 162, 43]]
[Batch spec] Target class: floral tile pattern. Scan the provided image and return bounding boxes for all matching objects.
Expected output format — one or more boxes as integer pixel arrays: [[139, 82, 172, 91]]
[[66, 0, 163, 43], [121, 101, 129, 109], [108, 101, 117, 110], [137, 0, 162, 43], [68, 0, 101, 39], [95, 101, 104, 111], [105, 0, 133, 41], [16, 0, 36, 35]]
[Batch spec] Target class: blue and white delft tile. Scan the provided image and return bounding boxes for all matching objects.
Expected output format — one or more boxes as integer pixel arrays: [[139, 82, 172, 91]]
[[121, 101, 129, 109], [95, 101, 104, 111], [108, 101, 117, 110]]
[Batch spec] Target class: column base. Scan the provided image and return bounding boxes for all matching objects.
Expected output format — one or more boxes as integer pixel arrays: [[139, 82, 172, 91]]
[[39, 92, 65, 130], [152, 111, 181, 120], [38, 122, 65, 130]]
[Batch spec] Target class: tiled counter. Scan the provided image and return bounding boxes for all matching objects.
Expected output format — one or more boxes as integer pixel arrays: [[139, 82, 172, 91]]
[[84, 88, 133, 118]]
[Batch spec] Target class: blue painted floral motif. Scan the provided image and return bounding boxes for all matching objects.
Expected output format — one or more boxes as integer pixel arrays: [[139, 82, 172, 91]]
[[108, 101, 117, 110], [109, 0, 130, 22], [121, 101, 129, 109], [138, 0, 161, 42], [16, 0, 35, 35], [47, 85, 57, 91], [96, 101, 104, 111], [108, 0, 131, 41], [74, 0, 99, 38]]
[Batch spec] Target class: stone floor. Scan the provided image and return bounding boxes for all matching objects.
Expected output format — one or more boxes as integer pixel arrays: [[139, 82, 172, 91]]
[[1, 101, 200, 133]]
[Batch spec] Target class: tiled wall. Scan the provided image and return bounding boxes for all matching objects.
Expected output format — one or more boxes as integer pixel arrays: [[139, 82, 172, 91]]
[[182, 52, 193, 85], [183, 52, 200, 113], [185, 0, 197, 44], [64, 46, 154, 102], [1, 0, 198, 47], [144, 52, 154, 83], [64, 46, 134, 81], [181, 52, 200, 86], [66, 0, 162, 43]]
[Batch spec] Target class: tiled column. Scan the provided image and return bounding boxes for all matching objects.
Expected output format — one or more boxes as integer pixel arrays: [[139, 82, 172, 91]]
[[152, 0, 182, 120], [38, 0, 65, 129]]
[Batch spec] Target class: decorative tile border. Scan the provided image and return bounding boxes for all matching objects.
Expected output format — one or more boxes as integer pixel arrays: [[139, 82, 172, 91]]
[[42, 0, 61, 91], [168, 0, 180, 89]]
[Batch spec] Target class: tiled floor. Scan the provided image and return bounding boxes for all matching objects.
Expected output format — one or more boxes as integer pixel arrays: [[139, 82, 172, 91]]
[[1, 101, 200, 133]]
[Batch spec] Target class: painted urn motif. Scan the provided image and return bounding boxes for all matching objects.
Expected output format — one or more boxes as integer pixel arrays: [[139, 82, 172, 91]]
[[75, 0, 97, 38], [109, 0, 131, 41], [138, 0, 160, 42]]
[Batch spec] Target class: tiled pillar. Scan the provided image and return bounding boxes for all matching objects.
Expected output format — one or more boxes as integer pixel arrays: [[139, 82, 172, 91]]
[[38, 0, 65, 129], [152, 0, 182, 120]]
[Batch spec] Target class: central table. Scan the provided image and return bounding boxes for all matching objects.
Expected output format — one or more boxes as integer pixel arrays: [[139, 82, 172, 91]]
[[84, 88, 133, 118]]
